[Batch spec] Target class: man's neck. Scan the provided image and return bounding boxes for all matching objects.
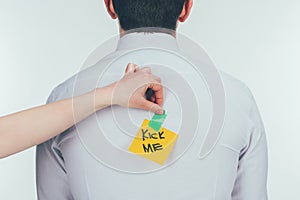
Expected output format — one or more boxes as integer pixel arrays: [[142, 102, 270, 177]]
[[119, 27, 177, 38]]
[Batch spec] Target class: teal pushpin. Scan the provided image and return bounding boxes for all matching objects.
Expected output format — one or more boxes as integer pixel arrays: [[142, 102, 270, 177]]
[[148, 110, 167, 131]]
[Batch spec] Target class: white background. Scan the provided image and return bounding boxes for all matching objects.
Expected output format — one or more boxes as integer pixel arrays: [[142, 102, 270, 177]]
[[0, 0, 299, 199]]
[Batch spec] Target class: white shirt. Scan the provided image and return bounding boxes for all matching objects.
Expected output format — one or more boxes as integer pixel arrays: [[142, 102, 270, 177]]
[[36, 32, 268, 200]]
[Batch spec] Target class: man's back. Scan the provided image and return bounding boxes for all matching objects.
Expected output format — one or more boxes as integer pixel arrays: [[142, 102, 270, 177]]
[[36, 33, 268, 200]]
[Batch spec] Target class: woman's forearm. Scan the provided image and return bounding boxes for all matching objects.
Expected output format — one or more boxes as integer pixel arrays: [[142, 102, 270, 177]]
[[0, 86, 113, 159]]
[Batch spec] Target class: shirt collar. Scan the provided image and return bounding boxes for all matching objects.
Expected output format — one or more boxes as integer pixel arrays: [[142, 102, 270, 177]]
[[116, 31, 180, 52]]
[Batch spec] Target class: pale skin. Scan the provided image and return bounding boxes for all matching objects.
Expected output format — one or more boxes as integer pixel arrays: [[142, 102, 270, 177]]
[[0, 63, 164, 159]]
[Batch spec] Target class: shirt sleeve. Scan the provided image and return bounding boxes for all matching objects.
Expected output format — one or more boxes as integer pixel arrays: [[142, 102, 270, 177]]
[[36, 88, 74, 200], [231, 89, 268, 200]]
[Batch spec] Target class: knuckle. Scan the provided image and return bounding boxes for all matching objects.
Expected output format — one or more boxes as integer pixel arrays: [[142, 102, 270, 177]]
[[142, 74, 150, 80], [143, 67, 152, 73]]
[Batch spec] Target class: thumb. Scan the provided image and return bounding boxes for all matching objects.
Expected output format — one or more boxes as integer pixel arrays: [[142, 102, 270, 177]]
[[125, 63, 138, 74], [139, 99, 164, 115]]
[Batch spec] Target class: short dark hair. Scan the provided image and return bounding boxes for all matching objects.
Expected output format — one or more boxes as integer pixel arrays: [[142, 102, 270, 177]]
[[112, 0, 186, 31]]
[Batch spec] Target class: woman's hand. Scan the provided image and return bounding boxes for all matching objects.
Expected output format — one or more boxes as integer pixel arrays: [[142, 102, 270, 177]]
[[107, 63, 164, 114]]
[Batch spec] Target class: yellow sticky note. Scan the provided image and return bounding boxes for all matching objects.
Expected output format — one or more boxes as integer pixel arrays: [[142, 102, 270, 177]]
[[128, 119, 178, 165]]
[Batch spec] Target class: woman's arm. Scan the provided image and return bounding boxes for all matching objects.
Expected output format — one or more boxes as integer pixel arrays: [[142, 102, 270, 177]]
[[0, 64, 164, 158]]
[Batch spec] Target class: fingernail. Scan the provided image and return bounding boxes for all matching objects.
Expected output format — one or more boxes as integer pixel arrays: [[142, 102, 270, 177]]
[[156, 109, 164, 115]]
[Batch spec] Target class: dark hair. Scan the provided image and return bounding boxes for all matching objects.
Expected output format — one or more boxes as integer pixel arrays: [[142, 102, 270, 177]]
[[112, 0, 186, 31]]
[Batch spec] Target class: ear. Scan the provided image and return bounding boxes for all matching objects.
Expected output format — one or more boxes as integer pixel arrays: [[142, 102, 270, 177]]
[[178, 0, 193, 22], [104, 0, 117, 19]]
